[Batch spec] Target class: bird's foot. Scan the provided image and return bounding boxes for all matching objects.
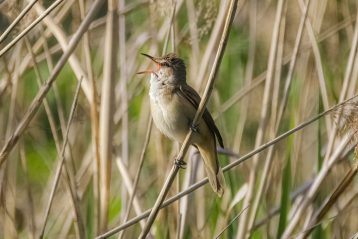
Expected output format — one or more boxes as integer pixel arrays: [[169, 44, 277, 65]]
[[174, 158, 187, 169], [190, 123, 199, 133]]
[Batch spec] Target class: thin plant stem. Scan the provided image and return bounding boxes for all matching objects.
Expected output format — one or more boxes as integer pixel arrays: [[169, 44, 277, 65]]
[[98, 0, 118, 232], [118, 118, 153, 239], [0, 0, 65, 57], [215, 206, 249, 239], [0, 0, 38, 44], [297, 0, 331, 132], [78, 0, 101, 233]]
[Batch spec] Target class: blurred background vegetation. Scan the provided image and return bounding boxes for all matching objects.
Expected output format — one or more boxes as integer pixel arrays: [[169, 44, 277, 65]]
[[0, 0, 358, 238]]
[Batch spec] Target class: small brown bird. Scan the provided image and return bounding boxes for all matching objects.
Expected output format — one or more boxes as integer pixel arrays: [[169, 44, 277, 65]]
[[138, 53, 225, 197]]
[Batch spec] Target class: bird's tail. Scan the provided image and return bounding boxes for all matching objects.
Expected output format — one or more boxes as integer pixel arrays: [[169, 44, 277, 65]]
[[197, 144, 225, 197]]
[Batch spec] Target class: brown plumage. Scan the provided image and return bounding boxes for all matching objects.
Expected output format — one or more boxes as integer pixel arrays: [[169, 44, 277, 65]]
[[139, 53, 225, 197]]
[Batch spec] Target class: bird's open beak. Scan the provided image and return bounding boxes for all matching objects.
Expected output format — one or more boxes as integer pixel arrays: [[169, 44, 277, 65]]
[[141, 53, 162, 70], [136, 70, 156, 76], [140, 53, 159, 63], [137, 53, 160, 77]]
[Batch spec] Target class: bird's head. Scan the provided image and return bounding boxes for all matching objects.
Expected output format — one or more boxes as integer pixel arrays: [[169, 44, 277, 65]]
[[138, 53, 186, 84]]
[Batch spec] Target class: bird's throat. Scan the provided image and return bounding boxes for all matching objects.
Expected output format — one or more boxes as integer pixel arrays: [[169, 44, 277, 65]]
[[149, 70, 175, 93]]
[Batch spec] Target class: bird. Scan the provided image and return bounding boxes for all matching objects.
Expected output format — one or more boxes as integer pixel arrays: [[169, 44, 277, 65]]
[[137, 52, 225, 197]]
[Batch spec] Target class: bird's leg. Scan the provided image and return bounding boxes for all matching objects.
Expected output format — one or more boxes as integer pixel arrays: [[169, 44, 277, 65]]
[[174, 143, 186, 168], [174, 157, 187, 169], [188, 119, 199, 133]]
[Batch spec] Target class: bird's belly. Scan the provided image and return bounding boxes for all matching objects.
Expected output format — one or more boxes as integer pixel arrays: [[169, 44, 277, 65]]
[[150, 95, 189, 143]]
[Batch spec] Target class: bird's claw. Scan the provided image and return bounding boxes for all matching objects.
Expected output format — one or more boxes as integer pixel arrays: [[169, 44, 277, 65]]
[[174, 158, 187, 169], [190, 123, 199, 133]]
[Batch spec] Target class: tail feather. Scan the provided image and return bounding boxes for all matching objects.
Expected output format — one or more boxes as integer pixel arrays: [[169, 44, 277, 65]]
[[197, 145, 225, 197]]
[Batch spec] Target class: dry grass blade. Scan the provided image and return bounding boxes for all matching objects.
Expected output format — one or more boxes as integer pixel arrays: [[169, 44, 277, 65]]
[[215, 206, 249, 239], [214, 74, 264, 120], [137, 0, 238, 238], [0, 0, 65, 57], [194, 0, 231, 90], [230, 0, 257, 153], [185, 0, 200, 77], [77, 0, 101, 233], [300, 162, 358, 239], [118, 119, 152, 239], [88, 0, 149, 31], [19, 144, 36, 238], [0, 0, 105, 168], [162, 2, 177, 55], [38, 79, 83, 239], [24, 37, 62, 154], [0, 0, 38, 44], [252, 180, 313, 230], [297, 0, 331, 131], [98, 0, 118, 232], [238, 0, 286, 236], [114, 158, 145, 227], [282, 137, 352, 238], [2, 44, 20, 239], [118, 0, 129, 228]]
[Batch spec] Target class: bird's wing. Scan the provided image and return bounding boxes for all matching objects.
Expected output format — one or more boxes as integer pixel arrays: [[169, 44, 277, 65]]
[[176, 84, 224, 148]]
